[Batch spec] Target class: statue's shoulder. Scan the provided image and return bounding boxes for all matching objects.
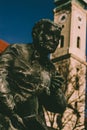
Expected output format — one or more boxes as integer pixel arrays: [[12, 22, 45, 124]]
[[10, 43, 31, 50], [9, 43, 33, 56]]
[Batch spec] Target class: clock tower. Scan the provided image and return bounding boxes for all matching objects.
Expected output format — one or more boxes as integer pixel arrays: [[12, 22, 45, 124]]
[[52, 0, 87, 61], [51, 0, 87, 130]]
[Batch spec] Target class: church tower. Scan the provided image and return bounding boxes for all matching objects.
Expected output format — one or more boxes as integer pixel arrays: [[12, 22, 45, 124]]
[[51, 0, 87, 129], [52, 0, 87, 60]]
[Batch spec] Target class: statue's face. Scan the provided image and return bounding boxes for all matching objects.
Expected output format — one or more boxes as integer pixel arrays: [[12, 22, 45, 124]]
[[37, 24, 60, 54]]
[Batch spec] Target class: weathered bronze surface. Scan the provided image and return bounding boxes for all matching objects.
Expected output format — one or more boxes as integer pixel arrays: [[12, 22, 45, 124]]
[[0, 19, 66, 130]]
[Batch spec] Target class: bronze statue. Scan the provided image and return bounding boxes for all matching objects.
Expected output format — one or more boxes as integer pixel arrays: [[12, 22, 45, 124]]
[[0, 19, 66, 130]]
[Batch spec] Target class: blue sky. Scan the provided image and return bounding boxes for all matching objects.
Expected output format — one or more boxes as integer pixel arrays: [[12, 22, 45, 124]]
[[0, 0, 55, 44]]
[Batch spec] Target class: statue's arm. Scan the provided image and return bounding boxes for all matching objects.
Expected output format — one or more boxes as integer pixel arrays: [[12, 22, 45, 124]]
[[39, 88, 66, 114], [39, 72, 67, 114], [0, 45, 26, 129], [0, 46, 16, 115]]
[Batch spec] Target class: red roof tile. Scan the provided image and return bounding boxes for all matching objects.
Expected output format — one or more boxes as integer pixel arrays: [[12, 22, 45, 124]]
[[0, 40, 9, 53]]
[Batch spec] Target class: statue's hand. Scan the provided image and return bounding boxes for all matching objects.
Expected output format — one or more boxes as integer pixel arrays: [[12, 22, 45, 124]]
[[34, 71, 51, 96], [10, 113, 26, 130], [35, 83, 50, 96], [51, 72, 64, 91]]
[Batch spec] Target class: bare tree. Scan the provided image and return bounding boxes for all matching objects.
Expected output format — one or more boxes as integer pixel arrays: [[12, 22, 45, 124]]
[[44, 59, 86, 130]]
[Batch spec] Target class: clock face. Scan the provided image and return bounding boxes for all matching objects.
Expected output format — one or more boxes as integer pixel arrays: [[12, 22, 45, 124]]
[[58, 13, 67, 23]]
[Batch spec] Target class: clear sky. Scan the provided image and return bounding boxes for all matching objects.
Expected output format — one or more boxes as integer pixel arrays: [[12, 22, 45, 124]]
[[0, 0, 55, 44]]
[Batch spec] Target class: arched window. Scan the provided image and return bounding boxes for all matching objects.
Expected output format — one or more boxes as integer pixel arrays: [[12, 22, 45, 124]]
[[77, 36, 80, 48], [58, 35, 64, 48], [75, 68, 80, 90]]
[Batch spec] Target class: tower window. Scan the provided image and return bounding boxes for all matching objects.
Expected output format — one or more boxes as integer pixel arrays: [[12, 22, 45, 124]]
[[75, 75, 79, 90], [76, 67, 79, 72], [58, 35, 64, 48], [75, 67, 80, 90], [78, 26, 80, 29], [62, 25, 64, 28], [77, 37, 80, 48], [78, 16, 82, 22]]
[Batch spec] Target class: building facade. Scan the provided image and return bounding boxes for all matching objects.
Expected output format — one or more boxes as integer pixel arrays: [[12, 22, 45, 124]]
[[50, 0, 87, 129]]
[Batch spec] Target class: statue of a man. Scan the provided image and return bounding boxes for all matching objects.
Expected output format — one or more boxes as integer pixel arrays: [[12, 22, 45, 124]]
[[0, 19, 66, 130]]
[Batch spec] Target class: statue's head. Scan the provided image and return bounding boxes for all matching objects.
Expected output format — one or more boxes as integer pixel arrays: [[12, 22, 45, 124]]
[[32, 19, 61, 54]]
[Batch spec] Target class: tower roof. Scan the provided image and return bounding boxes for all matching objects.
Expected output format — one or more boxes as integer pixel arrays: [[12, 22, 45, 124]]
[[82, 0, 87, 4], [54, 0, 87, 4], [54, 0, 87, 8], [0, 40, 9, 53]]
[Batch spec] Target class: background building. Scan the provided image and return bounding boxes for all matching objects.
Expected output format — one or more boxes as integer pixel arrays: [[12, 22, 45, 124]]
[[50, 0, 87, 129]]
